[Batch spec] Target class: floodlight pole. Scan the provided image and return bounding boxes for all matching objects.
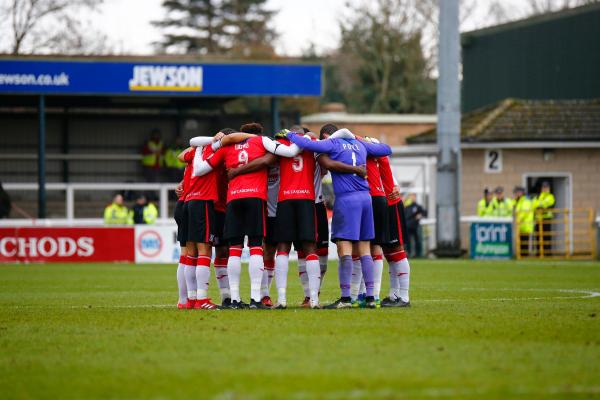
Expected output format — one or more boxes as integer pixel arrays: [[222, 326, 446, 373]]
[[38, 94, 47, 219], [435, 0, 462, 256]]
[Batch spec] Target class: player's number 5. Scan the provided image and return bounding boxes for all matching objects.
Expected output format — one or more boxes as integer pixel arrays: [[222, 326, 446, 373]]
[[292, 155, 303, 172], [238, 150, 249, 166]]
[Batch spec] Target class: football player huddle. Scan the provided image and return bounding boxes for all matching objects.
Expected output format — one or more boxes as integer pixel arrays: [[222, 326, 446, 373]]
[[173, 123, 411, 310]]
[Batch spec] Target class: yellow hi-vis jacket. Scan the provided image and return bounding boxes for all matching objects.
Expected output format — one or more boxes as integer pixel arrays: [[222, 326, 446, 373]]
[[143, 203, 158, 224], [491, 197, 513, 217], [477, 198, 494, 217], [141, 140, 164, 168], [533, 192, 555, 219], [103, 203, 130, 225], [514, 196, 534, 234], [164, 147, 186, 169]]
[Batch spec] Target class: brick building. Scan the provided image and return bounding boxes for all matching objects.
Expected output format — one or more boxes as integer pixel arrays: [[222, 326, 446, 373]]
[[301, 112, 436, 147], [407, 98, 600, 223]]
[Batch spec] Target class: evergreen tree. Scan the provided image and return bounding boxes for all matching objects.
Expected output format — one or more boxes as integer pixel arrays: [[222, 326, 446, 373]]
[[153, 0, 228, 55], [222, 0, 277, 58], [154, 0, 277, 57]]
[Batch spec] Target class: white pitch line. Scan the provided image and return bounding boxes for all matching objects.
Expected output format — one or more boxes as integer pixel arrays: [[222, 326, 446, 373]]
[[214, 384, 600, 400], [2, 288, 599, 309], [418, 288, 600, 302]]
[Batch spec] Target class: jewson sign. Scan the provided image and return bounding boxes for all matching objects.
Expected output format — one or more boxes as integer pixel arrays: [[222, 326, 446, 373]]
[[0, 60, 322, 97], [470, 222, 513, 259]]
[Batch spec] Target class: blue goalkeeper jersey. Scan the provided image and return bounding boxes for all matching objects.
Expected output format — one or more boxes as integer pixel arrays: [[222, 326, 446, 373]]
[[287, 135, 391, 196]]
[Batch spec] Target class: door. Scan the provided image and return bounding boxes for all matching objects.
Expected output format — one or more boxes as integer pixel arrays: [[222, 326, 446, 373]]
[[524, 174, 572, 255]]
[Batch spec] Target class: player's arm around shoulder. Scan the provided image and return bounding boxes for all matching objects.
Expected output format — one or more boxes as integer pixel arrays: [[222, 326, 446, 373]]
[[318, 154, 367, 178], [287, 132, 334, 153], [177, 147, 195, 163], [227, 152, 277, 180], [261, 136, 303, 158], [213, 132, 256, 151], [361, 138, 392, 157]]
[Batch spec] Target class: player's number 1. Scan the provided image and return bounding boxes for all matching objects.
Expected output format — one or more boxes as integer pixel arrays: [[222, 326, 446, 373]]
[[351, 152, 357, 176]]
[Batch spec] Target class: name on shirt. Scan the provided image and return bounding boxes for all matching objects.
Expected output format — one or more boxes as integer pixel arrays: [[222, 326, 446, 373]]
[[230, 188, 259, 195], [283, 189, 311, 195], [342, 143, 360, 151]]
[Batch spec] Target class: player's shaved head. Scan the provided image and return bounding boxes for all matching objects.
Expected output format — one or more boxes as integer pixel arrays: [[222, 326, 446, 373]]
[[289, 125, 303, 133], [320, 124, 338, 140], [220, 128, 236, 135], [240, 123, 263, 135]]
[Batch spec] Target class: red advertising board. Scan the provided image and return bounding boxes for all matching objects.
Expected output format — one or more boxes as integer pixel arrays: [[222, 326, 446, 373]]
[[0, 227, 135, 263]]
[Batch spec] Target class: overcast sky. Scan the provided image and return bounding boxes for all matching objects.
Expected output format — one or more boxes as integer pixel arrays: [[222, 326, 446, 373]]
[[97, 0, 356, 56], [96, 0, 509, 56]]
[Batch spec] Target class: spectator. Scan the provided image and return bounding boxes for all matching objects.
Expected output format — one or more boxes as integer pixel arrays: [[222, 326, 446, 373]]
[[491, 186, 513, 217], [128, 195, 147, 225], [164, 136, 187, 182], [141, 129, 164, 182], [477, 188, 494, 217], [513, 186, 534, 256], [404, 193, 427, 258], [0, 182, 11, 219], [103, 194, 130, 225], [144, 201, 158, 224], [533, 181, 556, 254], [127, 195, 158, 225]]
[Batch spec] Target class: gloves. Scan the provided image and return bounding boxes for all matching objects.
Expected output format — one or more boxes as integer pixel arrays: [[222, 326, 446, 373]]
[[274, 129, 290, 139]]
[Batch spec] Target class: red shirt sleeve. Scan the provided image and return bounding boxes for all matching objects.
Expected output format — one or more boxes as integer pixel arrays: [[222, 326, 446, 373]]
[[183, 148, 195, 163], [206, 147, 225, 168]]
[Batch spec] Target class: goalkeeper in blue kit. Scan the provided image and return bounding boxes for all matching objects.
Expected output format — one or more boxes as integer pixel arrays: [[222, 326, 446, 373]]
[[287, 131, 391, 308]]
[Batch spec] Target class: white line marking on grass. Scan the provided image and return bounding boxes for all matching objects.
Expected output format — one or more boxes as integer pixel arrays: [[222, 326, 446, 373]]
[[215, 385, 600, 399], [4, 289, 599, 309], [420, 288, 600, 302]]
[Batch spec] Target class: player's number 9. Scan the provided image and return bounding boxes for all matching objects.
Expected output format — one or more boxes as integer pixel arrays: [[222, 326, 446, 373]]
[[292, 155, 303, 172], [238, 150, 249, 166]]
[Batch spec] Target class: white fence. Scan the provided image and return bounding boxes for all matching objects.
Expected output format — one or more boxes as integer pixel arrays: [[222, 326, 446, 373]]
[[3, 182, 177, 222]]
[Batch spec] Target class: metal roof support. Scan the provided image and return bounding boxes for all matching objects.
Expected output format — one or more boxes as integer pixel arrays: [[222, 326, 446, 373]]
[[435, 0, 462, 257], [38, 95, 47, 218]]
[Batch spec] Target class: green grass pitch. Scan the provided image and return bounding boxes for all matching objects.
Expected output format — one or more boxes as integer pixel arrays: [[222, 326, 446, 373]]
[[1, 260, 599, 399]]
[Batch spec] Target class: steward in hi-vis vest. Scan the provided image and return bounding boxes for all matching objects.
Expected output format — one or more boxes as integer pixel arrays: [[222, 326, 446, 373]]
[[477, 188, 494, 217], [532, 181, 556, 255]]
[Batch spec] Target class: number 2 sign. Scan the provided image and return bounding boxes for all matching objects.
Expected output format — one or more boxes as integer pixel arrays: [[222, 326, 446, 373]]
[[484, 149, 502, 173]]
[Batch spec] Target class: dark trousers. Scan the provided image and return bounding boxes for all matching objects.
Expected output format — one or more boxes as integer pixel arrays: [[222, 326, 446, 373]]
[[406, 227, 422, 258]]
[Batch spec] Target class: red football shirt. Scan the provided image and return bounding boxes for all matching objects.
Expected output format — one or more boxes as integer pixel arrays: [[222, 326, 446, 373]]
[[185, 146, 219, 203], [207, 136, 268, 202], [180, 149, 195, 200], [366, 157, 386, 197], [277, 137, 315, 202], [378, 156, 401, 205]]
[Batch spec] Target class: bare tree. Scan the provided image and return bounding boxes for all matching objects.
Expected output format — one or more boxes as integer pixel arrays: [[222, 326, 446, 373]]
[[0, 0, 108, 54]]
